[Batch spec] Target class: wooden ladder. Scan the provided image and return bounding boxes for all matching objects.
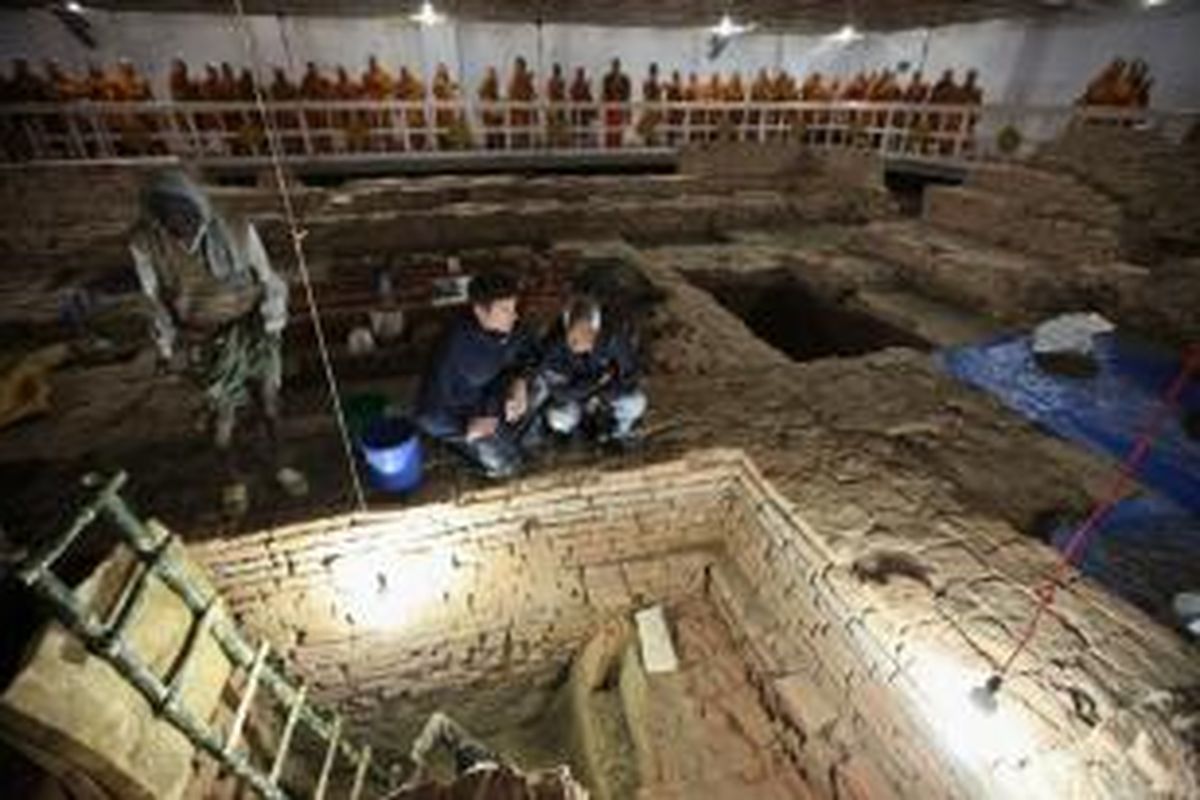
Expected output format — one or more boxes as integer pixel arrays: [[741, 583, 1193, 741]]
[[16, 471, 380, 800]]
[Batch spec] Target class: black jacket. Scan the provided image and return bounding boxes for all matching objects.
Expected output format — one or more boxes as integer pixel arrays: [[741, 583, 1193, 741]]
[[417, 312, 539, 433], [536, 321, 639, 403]]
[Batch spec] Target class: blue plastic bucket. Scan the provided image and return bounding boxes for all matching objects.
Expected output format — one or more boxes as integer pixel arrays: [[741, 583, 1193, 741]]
[[359, 416, 423, 493]]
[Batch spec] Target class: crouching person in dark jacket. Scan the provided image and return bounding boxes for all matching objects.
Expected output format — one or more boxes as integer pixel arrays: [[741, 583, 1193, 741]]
[[538, 295, 646, 445], [415, 271, 542, 479]]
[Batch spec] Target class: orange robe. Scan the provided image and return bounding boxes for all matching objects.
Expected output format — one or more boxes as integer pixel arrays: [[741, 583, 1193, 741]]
[[569, 71, 594, 145], [639, 72, 663, 143], [397, 69, 426, 149], [602, 68, 631, 148], [479, 70, 502, 149], [433, 66, 461, 148], [507, 64, 536, 148]]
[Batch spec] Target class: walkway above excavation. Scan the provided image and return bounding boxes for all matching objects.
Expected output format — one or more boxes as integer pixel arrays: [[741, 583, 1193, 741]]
[[3, 98, 1196, 175]]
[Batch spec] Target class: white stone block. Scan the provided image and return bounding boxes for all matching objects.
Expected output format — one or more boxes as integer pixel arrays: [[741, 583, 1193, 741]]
[[635, 604, 679, 674]]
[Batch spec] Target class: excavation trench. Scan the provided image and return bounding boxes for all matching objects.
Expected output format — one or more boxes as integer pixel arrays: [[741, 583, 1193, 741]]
[[4, 449, 1196, 799], [187, 450, 1022, 799], [686, 267, 928, 360]]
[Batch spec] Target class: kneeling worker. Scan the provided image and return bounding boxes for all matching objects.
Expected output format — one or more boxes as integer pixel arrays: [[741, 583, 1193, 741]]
[[538, 295, 646, 446], [415, 271, 542, 478]]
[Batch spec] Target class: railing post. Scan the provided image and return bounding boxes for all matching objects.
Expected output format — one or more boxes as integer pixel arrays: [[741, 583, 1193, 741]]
[[23, 114, 45, 161], [503, 100, 512, 151], [66, 109, 87, 160], [214, 112, 229, 157], [400, 100, 412, 152], [160, 103, 180, 158], [954, 103, 969, 160], [465, 96, 481, 150], [296, 103, 313, 157], [181, 106, 199, 159], [539, 99, 548, 151], [424, 94, 435, 152]]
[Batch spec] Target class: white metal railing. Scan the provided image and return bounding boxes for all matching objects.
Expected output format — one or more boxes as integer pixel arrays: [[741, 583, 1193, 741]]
[[0, 99, 1195, 166]]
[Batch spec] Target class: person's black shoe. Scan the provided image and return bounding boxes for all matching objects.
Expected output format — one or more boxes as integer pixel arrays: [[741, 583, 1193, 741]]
[[602, 431, 644, 455], [549, 430, 578, 449]]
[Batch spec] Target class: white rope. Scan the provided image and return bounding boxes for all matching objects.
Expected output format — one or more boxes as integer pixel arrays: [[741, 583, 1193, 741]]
[[229, 0, 367, 511]]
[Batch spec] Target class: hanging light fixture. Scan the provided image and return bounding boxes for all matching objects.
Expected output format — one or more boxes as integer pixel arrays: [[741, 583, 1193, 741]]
[[410, 1, 446, 26], [828, 23, 863, 44], [827, 0, 863, 45], [52, 0, 96, 47], [710, 12, 755, 39]]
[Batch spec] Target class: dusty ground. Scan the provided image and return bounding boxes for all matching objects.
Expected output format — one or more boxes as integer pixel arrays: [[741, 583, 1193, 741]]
[[2, 137, 1199, 799], [1, 227, 1197, 800], [0, 232, 1190, 623]]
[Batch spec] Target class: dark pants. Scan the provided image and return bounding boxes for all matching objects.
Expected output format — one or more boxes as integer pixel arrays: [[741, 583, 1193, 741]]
[[415, 407, 542, 479], [416, 379, 550, 478]]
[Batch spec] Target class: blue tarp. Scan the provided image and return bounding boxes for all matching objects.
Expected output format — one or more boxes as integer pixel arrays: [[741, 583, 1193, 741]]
[[1051, 492, 1200, 625], [938, 333, 1200, 514]]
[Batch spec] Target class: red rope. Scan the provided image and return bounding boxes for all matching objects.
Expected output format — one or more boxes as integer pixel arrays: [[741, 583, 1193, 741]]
[[998, 343, 1200, 677]]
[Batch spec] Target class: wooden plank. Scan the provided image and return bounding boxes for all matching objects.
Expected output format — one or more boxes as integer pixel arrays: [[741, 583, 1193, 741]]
[[268, 682, 308, 785], [223, 640, 269, 756], [312, 714, 342, 800], [349, 746, 372, 800]]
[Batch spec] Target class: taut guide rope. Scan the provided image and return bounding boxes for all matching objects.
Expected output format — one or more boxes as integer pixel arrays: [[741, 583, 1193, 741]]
[[229, 0, 367, 511]]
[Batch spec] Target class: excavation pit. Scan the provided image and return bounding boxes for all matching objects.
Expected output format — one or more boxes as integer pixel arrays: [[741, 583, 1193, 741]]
[[686, 268, 927, 361], [179, 448, 1195, 800]]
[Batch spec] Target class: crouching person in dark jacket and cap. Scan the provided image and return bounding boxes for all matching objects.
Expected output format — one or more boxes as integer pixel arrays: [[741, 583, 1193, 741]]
[[415, 271, 543, 479], [538, 295, 646, 446]]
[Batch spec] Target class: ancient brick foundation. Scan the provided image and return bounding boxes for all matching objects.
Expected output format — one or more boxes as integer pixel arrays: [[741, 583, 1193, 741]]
[[191, 449, 1200, 800]]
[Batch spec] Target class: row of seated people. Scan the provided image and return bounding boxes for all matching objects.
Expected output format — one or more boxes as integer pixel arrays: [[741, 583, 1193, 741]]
[[0, 58, 152, 102], [0, 58, 162, 158], [0, 55, 984, 107], [1, 55, 986, 155], [169, 57, 988, 151], [1077, 57, 1153, 108]]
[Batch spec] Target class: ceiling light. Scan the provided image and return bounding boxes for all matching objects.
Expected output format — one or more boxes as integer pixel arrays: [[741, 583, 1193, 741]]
[[65, 1, 85, 12], [710, 13, 755, 38], [828, 24, 863, 44], [410, 1, 445, 26], [1143, 0, 1168, 6]]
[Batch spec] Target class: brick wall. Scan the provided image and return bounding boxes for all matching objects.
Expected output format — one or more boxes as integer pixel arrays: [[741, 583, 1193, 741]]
[[288, 244, 574, 379], [190, 446, 1200, 799], [923, 168, 1123, 265], [0, 163, 868, 376], [1035, 124, 1200, 260], [715, 453, 1200, 800], [191, 453, 737, 714]]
